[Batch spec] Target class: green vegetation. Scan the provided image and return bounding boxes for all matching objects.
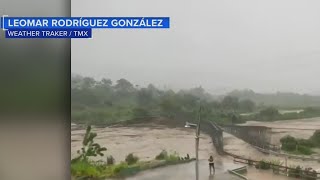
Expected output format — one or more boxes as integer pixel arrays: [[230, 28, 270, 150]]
[[252, 159, 318, 179], [280, 131, 320, 155], [71, 152, 194, 179], [228, 89, 320, 108], [71, 126, 194, 179], [155, 150, 191, 161], [72, 75, 320, 125], [287, 166, 318, 179], [255, 159, 271, 170], [269, 159, 283, 174], [242, 106, 320, 122], [155, 150, 168, 160], [106, 155, 115, 165], [254, 159, 283, 174], [72, 126, 107, 163], [71, 75, 259, 125], [309, 130, 320, 147], [125, 153, 139, 165]]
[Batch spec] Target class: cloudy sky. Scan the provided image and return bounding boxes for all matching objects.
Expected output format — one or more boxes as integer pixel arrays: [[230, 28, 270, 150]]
[[72, 0, 320, 95]]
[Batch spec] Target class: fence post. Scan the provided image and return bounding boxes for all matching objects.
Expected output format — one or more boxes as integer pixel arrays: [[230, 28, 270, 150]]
[[285, 156, 288, 176]]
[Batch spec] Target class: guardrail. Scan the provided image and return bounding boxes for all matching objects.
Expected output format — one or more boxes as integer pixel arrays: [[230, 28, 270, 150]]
[[228, 166, 248, 180], [228, 152, 320, 179], [252, 145, 320, 162], [202, 120, 224, 155]]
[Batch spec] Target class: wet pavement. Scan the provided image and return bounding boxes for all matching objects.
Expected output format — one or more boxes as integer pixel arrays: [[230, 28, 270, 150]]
[[126, 160, 242, 180]]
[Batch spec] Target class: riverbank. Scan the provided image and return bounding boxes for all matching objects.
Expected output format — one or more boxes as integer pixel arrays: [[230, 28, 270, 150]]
[[71, 120, 218, 179], [71, 157, 195, 179], [71, 120, 217, 162]]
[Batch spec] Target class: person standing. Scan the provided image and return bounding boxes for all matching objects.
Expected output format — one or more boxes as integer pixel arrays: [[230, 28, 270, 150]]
[[208, 156, 215, 175]]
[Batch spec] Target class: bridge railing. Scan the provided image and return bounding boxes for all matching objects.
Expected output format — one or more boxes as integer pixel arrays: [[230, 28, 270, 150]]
[[201, 120, 224, 155], [226, 151, 320, 179]]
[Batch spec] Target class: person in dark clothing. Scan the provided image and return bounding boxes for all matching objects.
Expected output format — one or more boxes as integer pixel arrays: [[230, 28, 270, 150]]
[[208, 156, 215, 175]]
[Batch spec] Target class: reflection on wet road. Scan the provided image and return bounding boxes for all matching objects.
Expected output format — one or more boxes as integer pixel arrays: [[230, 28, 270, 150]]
[[126, 160, 242, 180]]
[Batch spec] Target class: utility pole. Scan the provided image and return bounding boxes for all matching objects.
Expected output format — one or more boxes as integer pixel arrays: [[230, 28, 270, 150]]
[[195, 105, 202, 180], [184, 102, 202, 180]]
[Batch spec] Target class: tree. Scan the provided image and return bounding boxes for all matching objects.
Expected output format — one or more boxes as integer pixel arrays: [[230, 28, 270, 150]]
[[100, 78, 112, 87], [73, 126, 107, 162], [137, 88, 153, 107], [239, 99, 256, 112], [82, 77, 96, 89], [258, 107, 280, 121], [160, 95, 180, 118], [310, 130, 320, 146], [71, 88, 99, 106], [114, 78, 134, 94], [221, 96, 239, 110], [280, 135, 297, 151], [132, 107, 150, 118]]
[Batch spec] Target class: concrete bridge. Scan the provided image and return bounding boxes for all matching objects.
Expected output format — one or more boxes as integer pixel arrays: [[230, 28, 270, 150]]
[[202, 121, 275, 154]]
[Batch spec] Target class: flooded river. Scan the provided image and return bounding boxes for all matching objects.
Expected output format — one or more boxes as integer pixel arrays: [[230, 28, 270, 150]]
[[72, 117, 320, 179]]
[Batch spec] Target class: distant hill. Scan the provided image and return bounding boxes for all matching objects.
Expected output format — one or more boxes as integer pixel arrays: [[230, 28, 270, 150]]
[[227, 89, 320, 108]]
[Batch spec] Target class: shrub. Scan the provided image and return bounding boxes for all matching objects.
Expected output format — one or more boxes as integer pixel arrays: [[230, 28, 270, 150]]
[[288, 165, 302, 178], [269, 159, 283, 174], [71, 160, 105, 178], [112, 163, 129, 173], [280, 135, 297, 151], [155, 150, 168, 160], [107, 155, 115, 165], [297, 139, 315, 148], [166, 151, 180, 162], [256, 160, 270, 170], [297, 145, 312, 155], [185, 154, 190, 160], [72, 125, 107, 162], [125, 153, 139, 165], [310, 130, 320, 147], [132, 107, 150, 118], [258, 107, 280, 121]]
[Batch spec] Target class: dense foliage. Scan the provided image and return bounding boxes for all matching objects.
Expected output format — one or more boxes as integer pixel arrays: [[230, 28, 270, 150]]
[[242, 106, 320, 122], [71, 75, 257, 125], [229, 89, 320, 108], [280, 131, 320, 155], [72, 75, 320, 124]]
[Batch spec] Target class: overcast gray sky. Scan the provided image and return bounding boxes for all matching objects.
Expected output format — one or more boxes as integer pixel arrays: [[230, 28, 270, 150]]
[[72, 0, 320, 95]]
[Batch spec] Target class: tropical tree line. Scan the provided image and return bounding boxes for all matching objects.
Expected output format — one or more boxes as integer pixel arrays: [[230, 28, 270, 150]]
[[71, 75, 257, 125], [72, 75, 320, 125]]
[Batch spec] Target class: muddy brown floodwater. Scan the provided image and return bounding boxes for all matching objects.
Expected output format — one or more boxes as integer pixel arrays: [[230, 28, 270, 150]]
[[225, 117, 320, 171], [71, 117, 320, 179], [243, 117, 320, 146], [71, 123, 219, 162]]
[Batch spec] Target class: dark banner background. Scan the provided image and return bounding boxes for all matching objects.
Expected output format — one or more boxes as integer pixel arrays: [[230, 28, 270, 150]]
[[0, 0, 70, 179]]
